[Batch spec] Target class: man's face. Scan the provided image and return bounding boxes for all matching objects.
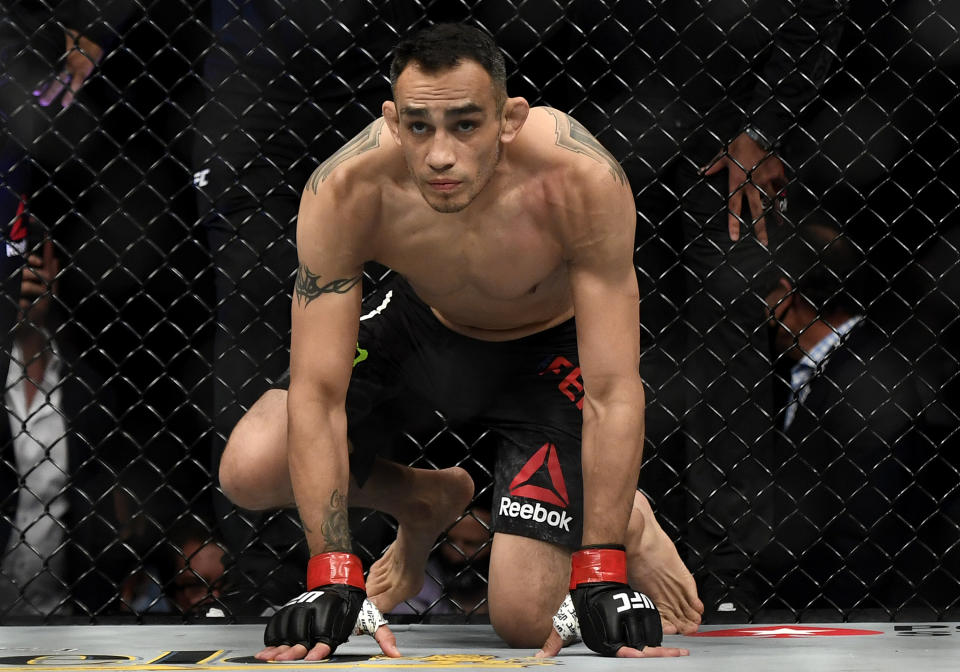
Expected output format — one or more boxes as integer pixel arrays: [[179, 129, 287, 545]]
[[172, 540, 225, 613], [390, 60, 504, 213]]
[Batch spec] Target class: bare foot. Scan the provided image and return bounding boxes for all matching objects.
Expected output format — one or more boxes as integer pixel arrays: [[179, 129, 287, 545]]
[[366, 467, 474, 612], [626, 491, 704, 635]]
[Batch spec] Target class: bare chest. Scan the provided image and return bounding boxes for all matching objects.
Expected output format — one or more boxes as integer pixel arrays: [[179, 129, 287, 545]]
[[376, 199, 566, 304]]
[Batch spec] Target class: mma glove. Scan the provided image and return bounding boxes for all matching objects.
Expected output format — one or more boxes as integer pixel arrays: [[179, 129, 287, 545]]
[[568, 544, 663, 656], [263, 552, 383, 655]]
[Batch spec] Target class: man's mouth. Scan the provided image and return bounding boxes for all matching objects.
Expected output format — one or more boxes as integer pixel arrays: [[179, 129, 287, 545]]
[[427, 180, 461, 192]]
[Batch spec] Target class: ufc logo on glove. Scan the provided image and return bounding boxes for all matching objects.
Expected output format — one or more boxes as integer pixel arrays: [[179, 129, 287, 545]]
[[613, 591, 656, 613]]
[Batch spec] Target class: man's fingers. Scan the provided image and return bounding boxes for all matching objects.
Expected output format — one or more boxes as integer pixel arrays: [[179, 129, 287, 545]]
[[374, 624, 402, 658], [62, 57, 96, 108], [254, 645, 293, 661], [303, 642, 334, 662], [536, 628, 565, 658], [36, 76, 67, 107], [616, 645, 690, 658], [746, 188, 768, 246], [62, 77, 81, 107], [701, 153, 726, 176], [272, 643, 311, 662]]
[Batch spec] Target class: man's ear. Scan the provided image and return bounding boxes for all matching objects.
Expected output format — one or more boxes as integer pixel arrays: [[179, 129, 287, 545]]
[[382, 101, 401, 145], [499, 97, 530, 144]]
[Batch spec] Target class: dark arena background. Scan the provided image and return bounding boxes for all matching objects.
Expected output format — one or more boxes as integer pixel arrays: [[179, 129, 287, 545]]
[[1, 1, 959, 656]]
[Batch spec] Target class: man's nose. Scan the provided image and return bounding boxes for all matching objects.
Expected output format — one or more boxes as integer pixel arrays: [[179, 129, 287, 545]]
[[426, 132, 455, 171]]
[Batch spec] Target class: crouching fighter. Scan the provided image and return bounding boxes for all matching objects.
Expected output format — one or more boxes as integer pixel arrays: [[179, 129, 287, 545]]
[[219, 23, 702, 661]]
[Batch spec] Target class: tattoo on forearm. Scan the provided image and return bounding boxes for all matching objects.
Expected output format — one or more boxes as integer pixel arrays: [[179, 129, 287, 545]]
[[294, 264, 361, 307], [308, 119, 384, 193], [320, 489, 352, 552], [545, 108, 627, 186]]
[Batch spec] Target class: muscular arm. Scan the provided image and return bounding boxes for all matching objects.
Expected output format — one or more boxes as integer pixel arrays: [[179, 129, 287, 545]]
[[287, 175, 371, 555], [557, 116, 643, 546]]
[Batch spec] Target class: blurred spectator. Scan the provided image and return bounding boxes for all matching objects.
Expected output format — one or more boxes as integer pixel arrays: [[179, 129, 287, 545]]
[[2, 0, 133, 385], [756, 222, 945, 610], [562, 0, 846, 615], [1, 230, 127, 618], [121, 521, 226, 616], [167, 530, 226, 615], [391, 508, 492, 617]]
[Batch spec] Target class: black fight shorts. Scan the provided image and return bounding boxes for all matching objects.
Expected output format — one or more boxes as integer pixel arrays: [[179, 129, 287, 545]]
[[346, 275, 586, 549]]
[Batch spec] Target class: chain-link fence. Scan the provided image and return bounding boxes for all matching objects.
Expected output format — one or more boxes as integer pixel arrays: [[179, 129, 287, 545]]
[[2, 0, 958, 624]]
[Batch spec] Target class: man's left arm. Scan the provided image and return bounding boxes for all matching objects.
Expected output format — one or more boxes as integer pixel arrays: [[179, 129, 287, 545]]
[[568, 190, 643, 550], [563, 169, 684, 658]]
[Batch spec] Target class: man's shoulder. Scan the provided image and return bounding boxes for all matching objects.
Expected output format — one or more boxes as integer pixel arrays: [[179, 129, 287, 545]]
[[518, 107, 629, 193], [304, 118, 401, 198]]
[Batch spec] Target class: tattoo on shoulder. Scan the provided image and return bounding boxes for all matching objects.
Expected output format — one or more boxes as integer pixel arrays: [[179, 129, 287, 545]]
[[294, 264, 362, 307], [308, 119, 384, 193], [544, 108, 627, 186], [320, 489, 352, 552]]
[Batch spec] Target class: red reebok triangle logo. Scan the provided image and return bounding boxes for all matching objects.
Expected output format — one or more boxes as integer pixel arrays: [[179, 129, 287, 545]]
[[10, 196, 27, 242], [508, 443, 569, 507]]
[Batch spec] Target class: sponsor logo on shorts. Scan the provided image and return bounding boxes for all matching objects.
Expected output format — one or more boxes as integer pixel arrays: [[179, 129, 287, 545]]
[[509, 443, 569, 506], [498, 497, 573, 532], [538, 356, 584, 410], [500, 443, 573, 532]]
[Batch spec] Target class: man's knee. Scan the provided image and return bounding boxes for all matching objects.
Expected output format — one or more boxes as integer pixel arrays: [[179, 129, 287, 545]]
[[489, 605, 555, 648], [487, 533, 570, 648], [219, 389, 288, 509]]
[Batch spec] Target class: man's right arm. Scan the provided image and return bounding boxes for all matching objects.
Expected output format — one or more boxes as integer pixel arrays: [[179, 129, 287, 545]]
[[286, 180, 366, 558], [257, 170, 388, 663]]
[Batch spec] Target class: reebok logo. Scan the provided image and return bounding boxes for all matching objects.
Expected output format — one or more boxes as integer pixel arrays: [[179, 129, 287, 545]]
[[499, 497, 573, 532], [509, 443, 569, 507], [5, 195, 28, 258], [500, 443, 573, 532]]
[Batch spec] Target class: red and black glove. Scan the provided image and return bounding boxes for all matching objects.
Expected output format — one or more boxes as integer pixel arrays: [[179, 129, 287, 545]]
[[263, 552, 367, 655], [569, 544, 663, 656]]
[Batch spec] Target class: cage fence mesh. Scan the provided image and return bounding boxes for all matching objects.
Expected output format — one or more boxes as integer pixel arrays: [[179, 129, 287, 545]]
[[1, 0, 958, 624]]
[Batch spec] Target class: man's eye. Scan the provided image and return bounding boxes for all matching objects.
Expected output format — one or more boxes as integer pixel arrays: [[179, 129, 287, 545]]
[[410, 122, 428, 134], [457, 121, 475, 132]]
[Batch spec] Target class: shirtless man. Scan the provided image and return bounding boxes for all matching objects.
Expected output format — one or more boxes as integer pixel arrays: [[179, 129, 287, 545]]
[[218, 23, 701, 661]]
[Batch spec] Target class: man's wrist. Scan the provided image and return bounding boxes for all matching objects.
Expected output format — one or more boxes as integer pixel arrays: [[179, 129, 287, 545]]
[[569, 545, 628, 589], [743, 126, 774, 151], [307, 552, 366, 591]]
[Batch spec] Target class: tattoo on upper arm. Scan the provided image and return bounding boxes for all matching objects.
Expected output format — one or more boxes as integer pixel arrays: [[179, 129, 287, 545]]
[[320, 489, 352, 552], [308, 119, 384, 193], [294, 263, 362, 307], [545, 108, 627, 186]]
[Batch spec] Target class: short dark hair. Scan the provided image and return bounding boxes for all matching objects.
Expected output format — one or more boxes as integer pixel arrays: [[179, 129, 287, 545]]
[[390, 23, 507, 103], [757, 220, 864, 316]]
